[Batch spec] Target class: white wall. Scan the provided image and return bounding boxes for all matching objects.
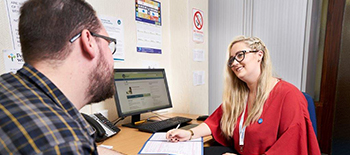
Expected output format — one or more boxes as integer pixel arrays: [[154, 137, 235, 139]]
[[209, 0, 245, 114], [0, 0, 209, 121], [169, 0, 208, 115], [0, 0, 13, 72], [252, 0, 308, 89], [209, 0, 316, 113]]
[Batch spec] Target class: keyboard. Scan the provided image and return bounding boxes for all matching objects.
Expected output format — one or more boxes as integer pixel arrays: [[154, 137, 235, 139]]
[[137, 116, 192, 133]]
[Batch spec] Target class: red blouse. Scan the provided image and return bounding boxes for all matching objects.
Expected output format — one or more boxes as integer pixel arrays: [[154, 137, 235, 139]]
[[204, 80, 321, 155]]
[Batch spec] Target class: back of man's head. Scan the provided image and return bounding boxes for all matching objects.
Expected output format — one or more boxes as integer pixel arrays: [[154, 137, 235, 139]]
[[19, 0, 101, 64]]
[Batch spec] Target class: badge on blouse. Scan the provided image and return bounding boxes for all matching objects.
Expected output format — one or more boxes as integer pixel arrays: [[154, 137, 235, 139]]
[[258, 118, 263, 124]]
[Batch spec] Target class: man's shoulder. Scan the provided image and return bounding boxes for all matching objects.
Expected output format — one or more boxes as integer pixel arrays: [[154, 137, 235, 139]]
[[0, 91, 94, 154], [1, 72, 23, 101], [0, 111, 95, 154], [0, 72, 20, 89], [0, 72, 84, 134], [0, 71, 45, 104], [1, 71, 29, 89]]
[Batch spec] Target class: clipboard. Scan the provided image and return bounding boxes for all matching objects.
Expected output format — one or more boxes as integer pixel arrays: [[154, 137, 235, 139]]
[[138, 132, 203, 155]]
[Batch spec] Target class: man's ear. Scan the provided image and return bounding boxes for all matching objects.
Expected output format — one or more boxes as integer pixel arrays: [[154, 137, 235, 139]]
[[80, 29, 96, 59]]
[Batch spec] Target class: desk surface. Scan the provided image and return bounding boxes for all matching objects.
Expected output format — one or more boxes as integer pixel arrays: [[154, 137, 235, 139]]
[[100, 113, 212, 155]]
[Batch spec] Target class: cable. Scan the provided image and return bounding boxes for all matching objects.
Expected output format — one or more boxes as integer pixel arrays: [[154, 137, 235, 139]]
[[147, 115, 163, 121], [112, 117, 125, 125], [148, 111, 170, 121], [112, 112, 169, 125]]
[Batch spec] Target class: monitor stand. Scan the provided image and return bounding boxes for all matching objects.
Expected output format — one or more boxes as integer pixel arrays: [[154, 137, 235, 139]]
[[122, 114, 156, 128]]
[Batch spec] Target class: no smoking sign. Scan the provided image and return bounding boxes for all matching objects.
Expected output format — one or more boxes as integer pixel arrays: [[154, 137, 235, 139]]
[[194, 11, 203, 30], [193, 8, 204, 43]]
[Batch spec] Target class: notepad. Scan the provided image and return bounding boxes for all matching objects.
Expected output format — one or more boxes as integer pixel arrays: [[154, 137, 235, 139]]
[[138, 132, 203, 155]]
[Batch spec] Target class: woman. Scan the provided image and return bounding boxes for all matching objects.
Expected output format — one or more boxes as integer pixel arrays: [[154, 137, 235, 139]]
[[166, 36, 321, 155]]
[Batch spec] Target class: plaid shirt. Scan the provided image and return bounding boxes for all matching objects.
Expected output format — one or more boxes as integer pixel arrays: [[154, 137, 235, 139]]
[[0, 63, 97, 155]]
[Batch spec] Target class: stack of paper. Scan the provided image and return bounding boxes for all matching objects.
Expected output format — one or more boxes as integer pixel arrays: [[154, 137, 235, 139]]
[[138, 132, 203, 155]]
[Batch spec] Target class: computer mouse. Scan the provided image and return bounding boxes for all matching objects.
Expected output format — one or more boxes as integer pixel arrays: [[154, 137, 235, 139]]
[[196, 115, 209, 121]]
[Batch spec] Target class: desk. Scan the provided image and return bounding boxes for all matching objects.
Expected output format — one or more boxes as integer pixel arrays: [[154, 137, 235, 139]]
[[100, 113, 212, 155]]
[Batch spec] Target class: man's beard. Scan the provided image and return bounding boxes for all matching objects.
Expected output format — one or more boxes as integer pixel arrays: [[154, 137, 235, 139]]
[[86, 51, 115, 104]]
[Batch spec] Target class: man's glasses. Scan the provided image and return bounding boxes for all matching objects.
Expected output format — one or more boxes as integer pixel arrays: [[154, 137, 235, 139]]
[[69, 31, 117, 55], [227, 50, 258, 67]]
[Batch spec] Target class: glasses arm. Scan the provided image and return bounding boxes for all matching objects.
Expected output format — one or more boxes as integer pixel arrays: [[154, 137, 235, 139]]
[[69, 32, 117, 43], [69, 31, 117, 54], [90, 32, 116, 43], [69, 33, 82, 43]]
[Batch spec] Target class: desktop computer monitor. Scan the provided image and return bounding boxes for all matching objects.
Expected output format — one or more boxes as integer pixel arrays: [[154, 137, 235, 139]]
[[113, 68, 172, 128]]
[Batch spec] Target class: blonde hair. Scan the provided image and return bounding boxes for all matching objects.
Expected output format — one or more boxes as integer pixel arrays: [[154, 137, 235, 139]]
[[220, 36, 274, 138]]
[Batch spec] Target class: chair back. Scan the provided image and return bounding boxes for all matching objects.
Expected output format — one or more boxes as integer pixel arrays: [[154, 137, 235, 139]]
[[302, 92, 317, 136]]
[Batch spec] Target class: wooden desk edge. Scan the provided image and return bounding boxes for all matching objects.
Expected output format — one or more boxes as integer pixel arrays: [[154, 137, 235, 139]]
[[100, 113, 213, 154]]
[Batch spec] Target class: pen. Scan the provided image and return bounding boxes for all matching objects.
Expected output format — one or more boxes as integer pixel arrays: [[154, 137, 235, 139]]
[[134, 119, 147, 125], [175, 123, 180, 129], [167, 124, 181, 142]]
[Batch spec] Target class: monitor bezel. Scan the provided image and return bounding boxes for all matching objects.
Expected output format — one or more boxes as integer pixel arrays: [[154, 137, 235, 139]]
[[113, 68, 173, 119]]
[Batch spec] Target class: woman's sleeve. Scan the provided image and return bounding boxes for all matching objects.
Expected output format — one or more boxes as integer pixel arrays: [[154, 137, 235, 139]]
[[265, 91, 321, 155], [204, 105, 232, 146]]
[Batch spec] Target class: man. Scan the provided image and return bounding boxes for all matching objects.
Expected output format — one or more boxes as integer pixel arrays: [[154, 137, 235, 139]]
[[0, 0, 122, 154]]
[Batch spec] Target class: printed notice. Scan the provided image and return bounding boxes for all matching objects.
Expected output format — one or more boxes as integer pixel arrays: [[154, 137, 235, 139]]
[[135, 0, 161, 25], [192, 8, 204, 43], [136, 22, 162, 54], [99, 15, 125, 61], [5, 0, 28, 50], [193, 71, 205, 86], [139, 132, 203, 155], [193, 49, 205, 62], [135, 0, 162, 54], [3, 50, 24, 73]]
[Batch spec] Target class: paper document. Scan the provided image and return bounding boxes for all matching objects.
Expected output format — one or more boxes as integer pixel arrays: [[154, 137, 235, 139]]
[[138, 132, 203, 155]]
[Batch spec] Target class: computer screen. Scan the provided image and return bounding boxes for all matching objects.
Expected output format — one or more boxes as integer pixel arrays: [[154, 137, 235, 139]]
[[113, 68, 172, 127]]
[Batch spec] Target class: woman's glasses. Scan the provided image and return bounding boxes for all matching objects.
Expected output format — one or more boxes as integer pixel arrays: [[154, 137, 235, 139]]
[[227, 50, 258, 67]]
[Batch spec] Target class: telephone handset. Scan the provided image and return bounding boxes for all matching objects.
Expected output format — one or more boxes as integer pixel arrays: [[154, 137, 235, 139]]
[[81, 113, 120, 142]]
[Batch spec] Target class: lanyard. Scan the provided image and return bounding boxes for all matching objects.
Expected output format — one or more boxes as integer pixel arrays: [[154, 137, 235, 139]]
[[239, 99, 248, 151]]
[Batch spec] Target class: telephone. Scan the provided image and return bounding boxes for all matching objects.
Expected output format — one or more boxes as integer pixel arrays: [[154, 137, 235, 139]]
[[81, 113, 120, 142]]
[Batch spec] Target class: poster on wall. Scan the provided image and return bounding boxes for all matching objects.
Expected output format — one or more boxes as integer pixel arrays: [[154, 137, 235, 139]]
[[135, 0, 161, 25], [192, 8, 204, 43], [4, 0, 28, 50], [193, 49, 205, 62], [99, 15, 125, 61], [2, 50, 24, 73], [135, 0, 162, 54], [193, 71, 205, 86]]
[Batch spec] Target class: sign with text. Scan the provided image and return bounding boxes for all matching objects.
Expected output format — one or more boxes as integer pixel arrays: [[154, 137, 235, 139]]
[[135, 0, 161, 26], [135, 0, 162, 54], [3, 50, 24, 73], [99, 15, 125, 61], [4, 0, 28, 50], [192, 8, 204, 43]]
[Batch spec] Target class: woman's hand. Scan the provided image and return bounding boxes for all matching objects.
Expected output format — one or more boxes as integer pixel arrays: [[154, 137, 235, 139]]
[[166, 129, 192, 142]]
